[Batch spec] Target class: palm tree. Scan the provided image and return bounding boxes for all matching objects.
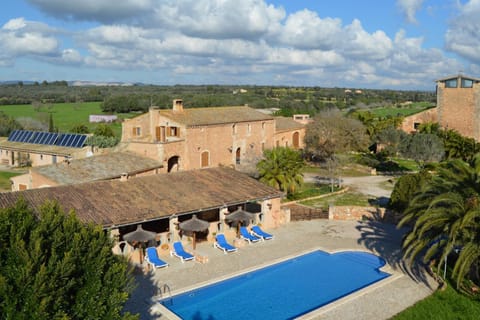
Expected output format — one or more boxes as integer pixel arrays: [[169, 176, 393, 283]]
[[257, 147, 304, 195], [399, 155, 480, 288]]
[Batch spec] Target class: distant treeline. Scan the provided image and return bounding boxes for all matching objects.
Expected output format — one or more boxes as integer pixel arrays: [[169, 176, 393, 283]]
[[0, 82, 436, 115]]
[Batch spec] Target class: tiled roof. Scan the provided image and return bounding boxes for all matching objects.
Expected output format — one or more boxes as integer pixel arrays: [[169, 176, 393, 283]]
[[157, 106, 274, 126], [275, 117, 305, 133], [0, 137, 82, 156], [0, 167, 283, 228], [32, 152, 163, 185]]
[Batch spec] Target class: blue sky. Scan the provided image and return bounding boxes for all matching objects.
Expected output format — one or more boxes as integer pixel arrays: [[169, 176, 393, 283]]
[[0, 0, 479, 90]]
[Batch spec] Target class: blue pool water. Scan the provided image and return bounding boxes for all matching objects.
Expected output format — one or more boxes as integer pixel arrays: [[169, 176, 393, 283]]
[[160, 250, 390, 320]]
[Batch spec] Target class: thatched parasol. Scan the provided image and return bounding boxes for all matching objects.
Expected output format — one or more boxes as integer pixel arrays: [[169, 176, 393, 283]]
[[123, 224, 157, 263], [179, 215, 209, 250], [225, 207, 255, 236], [123, 224, 157, 243]]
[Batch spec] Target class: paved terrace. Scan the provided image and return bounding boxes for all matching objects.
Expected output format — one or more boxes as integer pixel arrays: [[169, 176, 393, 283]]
[[125, 219, 437, 320]]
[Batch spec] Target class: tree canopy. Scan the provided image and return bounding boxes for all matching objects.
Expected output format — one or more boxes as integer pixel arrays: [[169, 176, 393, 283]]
[[304, 109, 369, 161], [257, 147, 304, 195], [0, 200, 137, 320], [399, 156, 480, 288]]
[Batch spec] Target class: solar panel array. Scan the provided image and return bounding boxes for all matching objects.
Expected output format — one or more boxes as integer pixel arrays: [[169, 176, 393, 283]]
[[7, 130, 87, 148]]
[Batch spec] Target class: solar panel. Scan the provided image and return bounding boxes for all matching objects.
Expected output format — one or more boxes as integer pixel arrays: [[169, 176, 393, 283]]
[[45, 133, 57, 145], [19, 131, 34, 142], [7, 130, 20, 141], [6, 130, 86, 148], [29, 132, 40, 144], [73, 135, 87, 148]]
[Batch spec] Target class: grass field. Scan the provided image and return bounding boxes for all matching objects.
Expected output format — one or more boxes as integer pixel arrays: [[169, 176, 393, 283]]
[[0, 102, 136, 137], [392, 283, 480, 320], [368, 102, 434, 118]]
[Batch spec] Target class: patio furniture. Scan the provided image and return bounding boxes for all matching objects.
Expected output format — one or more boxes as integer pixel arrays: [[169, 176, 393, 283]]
[[214, 234, 238, 254], [145, 247, 169, 269], [240, 226, 261, 244], [170, 242, 195, 262], [251, 226, 273, 240]]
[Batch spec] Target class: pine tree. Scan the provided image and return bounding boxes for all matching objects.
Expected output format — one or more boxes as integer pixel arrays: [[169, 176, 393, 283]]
[[0, 199, 138, 319]]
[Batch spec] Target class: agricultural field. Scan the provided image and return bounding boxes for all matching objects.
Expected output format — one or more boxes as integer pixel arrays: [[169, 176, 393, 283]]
[[0, 102, 136, 137], [368, 102, 434, 118]]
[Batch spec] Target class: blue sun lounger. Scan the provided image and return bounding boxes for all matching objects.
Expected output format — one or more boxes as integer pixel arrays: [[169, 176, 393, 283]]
[[251, 225, 274, 240], [214, 234, 238, 253], [240, 226, 261, 244], [145, 247, 169, 269], [170, 242, 195, 262]]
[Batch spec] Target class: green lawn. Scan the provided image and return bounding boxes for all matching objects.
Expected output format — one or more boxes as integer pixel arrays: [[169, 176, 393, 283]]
[[369, 103, 434, 118], [0, 171, 23, 191], [0, 102, 136, 137], [286, 182, 338, 201], [391, 284, 480, 320]]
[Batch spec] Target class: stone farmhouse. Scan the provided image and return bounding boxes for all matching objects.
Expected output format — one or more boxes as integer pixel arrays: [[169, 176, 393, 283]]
[[401, 74, 480, 140], [120, 99, 306, 172]]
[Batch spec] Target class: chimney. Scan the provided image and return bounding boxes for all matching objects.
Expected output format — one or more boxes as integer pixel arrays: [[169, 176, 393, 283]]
[[120, 173, 128, 182], [173, 99, 183, 113]]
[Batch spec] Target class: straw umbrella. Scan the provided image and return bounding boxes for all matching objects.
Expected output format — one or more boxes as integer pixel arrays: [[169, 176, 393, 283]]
[[179, 214, 209, 250], [123, 224, 157, 263], [225, 207, 255, 236]]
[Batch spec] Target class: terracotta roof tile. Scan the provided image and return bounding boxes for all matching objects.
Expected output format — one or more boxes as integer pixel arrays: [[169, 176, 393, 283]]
[[157, 106, 274, 126], [274, 117, 305, 132], [0, 167, 283, 228], [32, 152, 163, 185]]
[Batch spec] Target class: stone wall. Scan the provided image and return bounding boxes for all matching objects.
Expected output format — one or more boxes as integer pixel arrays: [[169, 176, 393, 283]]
[[328, 205, 386, 221]]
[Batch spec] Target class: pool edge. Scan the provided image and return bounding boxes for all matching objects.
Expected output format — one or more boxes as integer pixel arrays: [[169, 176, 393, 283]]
[[153, 246, 399, 319]]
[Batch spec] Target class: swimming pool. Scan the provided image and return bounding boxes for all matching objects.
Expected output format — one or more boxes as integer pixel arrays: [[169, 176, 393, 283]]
[[160, 250, 390, 319]]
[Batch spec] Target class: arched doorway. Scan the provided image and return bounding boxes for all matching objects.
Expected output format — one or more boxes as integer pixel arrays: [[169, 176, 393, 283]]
[[293, 132, 300, 148], [235, 147, 241, 165], [167, 156, 180, 172]]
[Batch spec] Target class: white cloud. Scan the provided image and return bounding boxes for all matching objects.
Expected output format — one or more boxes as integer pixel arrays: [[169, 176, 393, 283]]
[[0, 18, 59, 57], [277, 10, 342, 50], [1, 1, 471, 89], [445, 0, 480, 64], [150, 0, 285, 40], [26, 0, 153, 23], [397, 0, 424, 24]]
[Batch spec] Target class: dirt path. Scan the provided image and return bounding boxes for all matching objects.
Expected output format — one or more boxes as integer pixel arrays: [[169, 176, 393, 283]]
[[305, 173, 394, 199]]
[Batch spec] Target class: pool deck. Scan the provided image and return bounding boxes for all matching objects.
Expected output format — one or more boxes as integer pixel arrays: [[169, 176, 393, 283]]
[[124, 219, 438, 320]]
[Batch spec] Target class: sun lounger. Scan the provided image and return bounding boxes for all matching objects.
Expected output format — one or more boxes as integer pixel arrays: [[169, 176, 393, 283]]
[[214, 234, 238, 254], [170, 241, 195, 262], [240, 226, 261, 244], [145, 247, 168, 269], [251, 225, 273, 240]]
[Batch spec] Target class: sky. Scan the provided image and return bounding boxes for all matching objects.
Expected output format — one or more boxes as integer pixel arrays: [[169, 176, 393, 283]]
[[0, 0, 479, 90]]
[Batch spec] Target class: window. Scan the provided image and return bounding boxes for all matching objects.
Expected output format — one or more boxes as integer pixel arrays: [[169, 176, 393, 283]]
[[445, 78, 458, 88], [461, 78, 474, 88], [132, 127, 141, 136], [235, 148, 241, 165], [168, 126, 180, 137], [40, 154, 43, 160], [232, 124, 236, 134], [414, 122, 420, 130]]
